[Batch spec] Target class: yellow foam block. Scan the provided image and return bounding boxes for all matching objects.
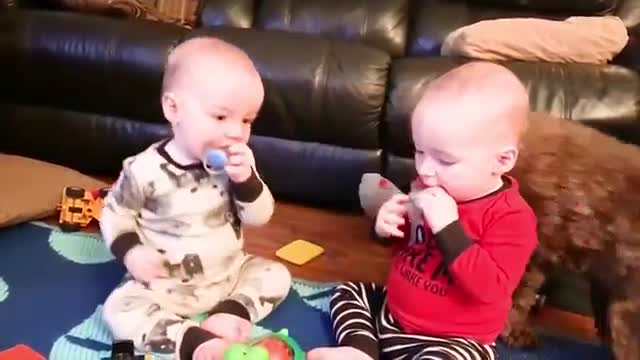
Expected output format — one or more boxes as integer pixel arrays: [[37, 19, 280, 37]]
[[276, 239, 324, 265]]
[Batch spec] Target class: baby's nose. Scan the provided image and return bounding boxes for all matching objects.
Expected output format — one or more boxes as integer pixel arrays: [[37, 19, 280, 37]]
[[224, 122, 243, 139]]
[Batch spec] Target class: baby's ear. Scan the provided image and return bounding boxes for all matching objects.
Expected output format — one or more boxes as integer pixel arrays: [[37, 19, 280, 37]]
[[495, 146, 518, 174], [161, 92, 179, 125]]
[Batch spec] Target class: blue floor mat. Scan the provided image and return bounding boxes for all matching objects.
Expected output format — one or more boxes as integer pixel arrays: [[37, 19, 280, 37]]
[[0, 223, 613, 359]]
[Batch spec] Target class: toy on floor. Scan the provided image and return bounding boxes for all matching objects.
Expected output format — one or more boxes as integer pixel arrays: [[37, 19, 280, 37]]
[[204, 149, 228, 174], [0, 344, 46, 360], [358, 173, 403, 219], [109, 340, 153, 360], [224, 329, 305, 360], [276, 239, 324, 266], [56, 186, 110, 232]]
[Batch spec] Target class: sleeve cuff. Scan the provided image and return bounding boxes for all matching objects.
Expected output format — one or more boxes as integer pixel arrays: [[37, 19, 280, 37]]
[[207, 299, 251, 321], [110, 232, 142, 264], [434, 220, 474, 266], [230, 168, 263, 203], [179, 326, 217, 360]]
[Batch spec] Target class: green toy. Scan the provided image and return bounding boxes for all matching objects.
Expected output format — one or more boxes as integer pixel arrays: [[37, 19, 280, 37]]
[[223, 344, 269, 360], [223, 329, 305, 360]]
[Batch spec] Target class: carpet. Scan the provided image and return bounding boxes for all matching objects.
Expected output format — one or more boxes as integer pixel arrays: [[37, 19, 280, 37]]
[[0, 222, 613, 359]]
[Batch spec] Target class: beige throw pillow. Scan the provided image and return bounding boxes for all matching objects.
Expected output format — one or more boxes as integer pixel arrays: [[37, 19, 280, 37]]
[[441, 16, 629, 64], [0, 154, 108, 228]]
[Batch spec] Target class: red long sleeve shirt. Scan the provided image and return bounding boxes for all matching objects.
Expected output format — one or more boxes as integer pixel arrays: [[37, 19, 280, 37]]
[[386, 175, 538, 344]]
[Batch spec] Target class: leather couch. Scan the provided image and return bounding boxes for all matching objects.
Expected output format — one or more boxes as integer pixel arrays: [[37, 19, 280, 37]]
[[2, 0, 640, 316]]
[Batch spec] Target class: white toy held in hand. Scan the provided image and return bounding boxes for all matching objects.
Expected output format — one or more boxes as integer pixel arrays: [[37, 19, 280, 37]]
[[204, 149, 227, 175]]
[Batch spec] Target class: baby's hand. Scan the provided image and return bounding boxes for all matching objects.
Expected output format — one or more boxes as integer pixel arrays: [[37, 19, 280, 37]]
[[375, 194, 409, 238], [193, 337, 230, 360], [201, 313, 252, 343], [225, 144, 253, 184], [412, 186, 458, 233], [123, 245, 168, 284]]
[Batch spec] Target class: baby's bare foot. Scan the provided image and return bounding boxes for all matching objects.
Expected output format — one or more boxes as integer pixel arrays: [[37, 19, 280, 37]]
[[200, 313, 251, 343], [192, 337, 230, 360], [307, 346, 374, 360]]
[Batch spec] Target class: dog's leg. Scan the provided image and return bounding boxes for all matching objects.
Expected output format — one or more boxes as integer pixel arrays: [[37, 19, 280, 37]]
[[500, 265, 546, 347], [608, 298, 640, 360], [589, 276, 611, 340]]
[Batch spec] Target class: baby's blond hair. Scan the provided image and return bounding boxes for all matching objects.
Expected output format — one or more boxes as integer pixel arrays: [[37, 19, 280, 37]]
[[161, 36, 258, 95], [416, 61, 530, 147]]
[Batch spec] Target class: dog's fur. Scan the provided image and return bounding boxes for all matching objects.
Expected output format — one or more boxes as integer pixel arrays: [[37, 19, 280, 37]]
[[502, 112, 640, 360]]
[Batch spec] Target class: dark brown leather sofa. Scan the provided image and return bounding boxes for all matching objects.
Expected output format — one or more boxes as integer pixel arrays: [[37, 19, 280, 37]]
[[2, 0, 640, 316]]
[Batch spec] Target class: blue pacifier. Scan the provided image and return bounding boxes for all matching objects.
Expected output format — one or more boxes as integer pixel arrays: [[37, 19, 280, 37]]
[[204, 149, 227, 174]]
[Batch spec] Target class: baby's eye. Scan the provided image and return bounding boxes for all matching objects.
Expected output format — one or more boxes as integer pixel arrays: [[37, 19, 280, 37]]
[[215, 115, 226, 121], [438, 158, 457, 166], [242, 118, 254, 125]]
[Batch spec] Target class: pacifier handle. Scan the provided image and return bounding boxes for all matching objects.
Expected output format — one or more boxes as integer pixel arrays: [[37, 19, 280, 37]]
[[204, 149, 227, 174]]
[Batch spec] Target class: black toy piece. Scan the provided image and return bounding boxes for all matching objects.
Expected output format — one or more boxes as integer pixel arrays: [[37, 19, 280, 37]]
[[111, 340, 136, 360], [108, 340, 152, 360]]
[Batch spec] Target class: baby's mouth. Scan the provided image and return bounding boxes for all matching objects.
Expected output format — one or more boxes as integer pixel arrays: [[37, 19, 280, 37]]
[[417, 176, 436, 188]]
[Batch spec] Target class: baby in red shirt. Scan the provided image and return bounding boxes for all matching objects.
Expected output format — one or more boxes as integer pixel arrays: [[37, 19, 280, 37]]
[[309, 62, 538, 360]]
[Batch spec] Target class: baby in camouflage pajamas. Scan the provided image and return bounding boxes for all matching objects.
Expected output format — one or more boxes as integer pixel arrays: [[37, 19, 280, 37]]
[[100, 37, 291, 360]]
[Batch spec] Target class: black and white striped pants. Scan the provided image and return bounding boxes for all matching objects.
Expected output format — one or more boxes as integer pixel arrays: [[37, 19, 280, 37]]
[[330, 282, 497, 360]]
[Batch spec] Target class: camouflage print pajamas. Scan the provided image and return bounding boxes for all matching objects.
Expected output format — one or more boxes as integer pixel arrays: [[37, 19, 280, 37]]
[[100, 139, 291, 359]]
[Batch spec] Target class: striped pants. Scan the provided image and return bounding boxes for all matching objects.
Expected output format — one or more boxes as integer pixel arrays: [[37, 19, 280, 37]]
[[330, 282, 497, 360]]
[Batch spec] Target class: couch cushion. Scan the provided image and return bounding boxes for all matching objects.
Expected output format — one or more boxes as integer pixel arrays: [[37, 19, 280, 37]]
[[188, 27, 390, 150], [0, 10, 186, 123], [467, 0, 618, 14], [250, 136, 381, 209], [383, 57, 640, 164], [198, 0, 254, 28], [0, 104, 171, 175], [252, 0, 410, 57], [0, 104, 382, 209], [0, 153, 107, 228]]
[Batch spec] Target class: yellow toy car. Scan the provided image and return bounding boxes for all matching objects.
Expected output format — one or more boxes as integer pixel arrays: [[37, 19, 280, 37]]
[[56, 186, 109, 232]]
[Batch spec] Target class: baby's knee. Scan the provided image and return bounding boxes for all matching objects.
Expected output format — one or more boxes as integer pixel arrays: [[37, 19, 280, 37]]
[[102, 286, 153, 343], [102, 291, 134, 341], [268, 261, 292, 296]]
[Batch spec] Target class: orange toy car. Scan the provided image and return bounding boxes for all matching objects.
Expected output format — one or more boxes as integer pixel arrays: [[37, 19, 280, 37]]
[[56, 186, 110, 232]]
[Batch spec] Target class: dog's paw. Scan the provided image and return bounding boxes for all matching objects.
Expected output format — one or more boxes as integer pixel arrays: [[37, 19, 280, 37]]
[[500, 326, 539, 348]]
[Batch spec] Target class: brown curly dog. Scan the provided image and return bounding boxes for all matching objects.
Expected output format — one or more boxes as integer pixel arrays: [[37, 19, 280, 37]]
[[502, 112, 640, 360]]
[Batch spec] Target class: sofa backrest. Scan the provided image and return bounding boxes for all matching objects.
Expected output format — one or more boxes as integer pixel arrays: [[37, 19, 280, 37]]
[[198, 0, 640, 57], [2, 1, 640, 209], [0, 11, 389, 208]]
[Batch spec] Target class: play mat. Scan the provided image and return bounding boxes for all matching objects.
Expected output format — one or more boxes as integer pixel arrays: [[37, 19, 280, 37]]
[[0, 222, 613, 359]]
